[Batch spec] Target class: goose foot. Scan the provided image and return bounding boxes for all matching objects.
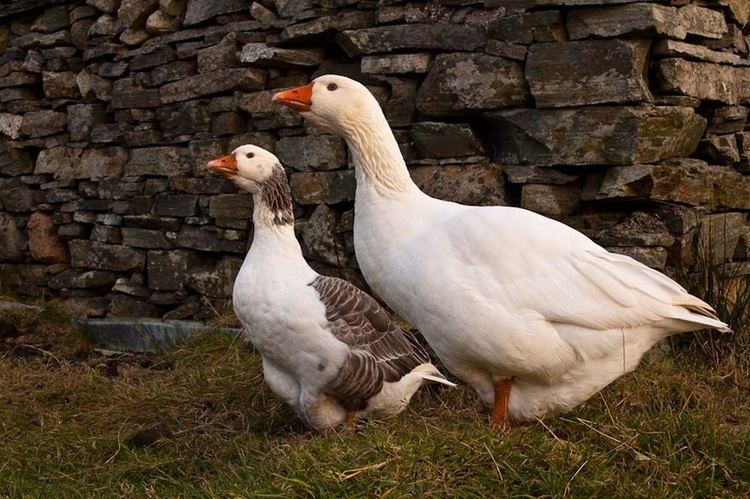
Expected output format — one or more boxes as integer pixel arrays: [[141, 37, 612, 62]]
[[490, 379, 512, 429]]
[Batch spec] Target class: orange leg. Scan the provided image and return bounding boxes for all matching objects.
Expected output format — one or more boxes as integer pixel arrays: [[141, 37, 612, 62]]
[[345, 410, 357, 427], [490, 379, 512, 429]]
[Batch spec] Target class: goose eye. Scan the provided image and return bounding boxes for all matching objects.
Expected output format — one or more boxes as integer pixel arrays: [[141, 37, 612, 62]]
[[245, 152, 254, 159], [327, 83, 338, 91]]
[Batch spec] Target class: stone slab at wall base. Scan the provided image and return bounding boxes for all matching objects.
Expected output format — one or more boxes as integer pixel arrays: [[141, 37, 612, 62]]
[[74, 317, 243, 353], [0, 0, 748, 320]]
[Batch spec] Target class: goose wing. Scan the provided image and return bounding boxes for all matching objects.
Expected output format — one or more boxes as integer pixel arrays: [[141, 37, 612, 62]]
[[310, 275, 431, 410]]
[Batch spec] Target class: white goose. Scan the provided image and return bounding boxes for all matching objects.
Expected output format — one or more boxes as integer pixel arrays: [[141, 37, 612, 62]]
[[207, 144, 453, 431], [273, 75, 731, 426]]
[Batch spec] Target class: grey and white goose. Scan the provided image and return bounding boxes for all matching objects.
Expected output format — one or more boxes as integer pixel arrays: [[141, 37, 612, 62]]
[[207, 144, 454, 431]]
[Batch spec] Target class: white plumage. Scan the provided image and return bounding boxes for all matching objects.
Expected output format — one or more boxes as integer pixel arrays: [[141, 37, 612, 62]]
[[273, 75, 731, 425], [207, 144, 453, 431]]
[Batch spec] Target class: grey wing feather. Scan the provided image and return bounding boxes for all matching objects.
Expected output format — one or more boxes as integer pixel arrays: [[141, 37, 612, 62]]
[[310, 275, 431, 410]]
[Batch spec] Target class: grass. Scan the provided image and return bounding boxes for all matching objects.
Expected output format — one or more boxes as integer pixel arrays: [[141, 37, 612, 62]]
[[1, 302, 749, 497]]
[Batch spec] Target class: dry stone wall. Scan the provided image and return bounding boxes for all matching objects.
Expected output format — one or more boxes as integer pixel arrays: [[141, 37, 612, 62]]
[[0, 0, 749, 319]]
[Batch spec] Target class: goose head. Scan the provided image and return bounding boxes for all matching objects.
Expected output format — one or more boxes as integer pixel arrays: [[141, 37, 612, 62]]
[[272, 74, 384, 135], [207, 144, 282, 194]]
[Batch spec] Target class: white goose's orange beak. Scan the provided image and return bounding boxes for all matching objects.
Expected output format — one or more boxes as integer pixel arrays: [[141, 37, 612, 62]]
[[272, 82, 314, 112], [207, 154, 237, 176]]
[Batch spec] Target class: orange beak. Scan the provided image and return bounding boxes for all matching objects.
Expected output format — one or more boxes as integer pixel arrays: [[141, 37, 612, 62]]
[[272, 82, 314, 112], [207, 154, 237, 176]]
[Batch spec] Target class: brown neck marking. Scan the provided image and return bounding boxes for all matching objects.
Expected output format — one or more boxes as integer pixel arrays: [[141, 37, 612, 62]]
[[259, 165, 294, 226]]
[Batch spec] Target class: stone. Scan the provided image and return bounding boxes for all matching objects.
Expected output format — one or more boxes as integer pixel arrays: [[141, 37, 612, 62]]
[[488, 11, 566, 44], [162, 301, 201, 320], [111, 78, 159, 109], [11, 31, 71, 50], [486, 106, 706, 166], [26, 212, 68, 264], [0, 71, 39, 88], [67, 104, 106, 142], [504, 165, 579, 185], [33, 146, 79, 180], [486, 40, 527, 61], [154, 195, 198, 216], [126, 147, 189, 176], [118, 0, 160, 29], [697, 212, 746, 264], [336, 24, 485, 56], [156, 100, 211, 136], [183, 0, 247, 26], [87, 0, 121, 14], [69, 240, 146, 271], [710, 167, 750, 210], [209, 194, 254, 219], [108, 295, 160, 317], [521, 183, 580, 218], [526, 39, 651, 108], [696, 135, 740, 164], [48, 269, 118, 289], [0, 113, 23, 139], [150, 60, 195, 85], [20, 110, 66, 138], [212, 112, 247, 136], [123, 215, 181, 230], [160, 68, 266, 104], [410, 163, 507, 206], [188, 256, 242, 297], [160, 0, 186, 16], [58, 223, 87, 239], [76, 69, 112, 101], [593, 158, 712, 206], [196, 33, 237, 73], [240, 43, 324, 67], [119, 28, 151, 47], [594, 212, 675, 247], [0, 149, 33, 176], [112, 277, 151, 298], [88, 14, 119, 37], [653, 39, 750, 67], [700, 23, 746, 52], [361, 53, 431, 75], [290, 171, 355, 205], [411, 122, 483, 159], [416, 53, 528, 116], [250, 2, 278, 24], [91, 124, 121, 143], [175, 226, 245, 253], [31, 6, 69, 33], [42, 71, 80, 98], [238, 90, 302, 129], [0, 213, 25, 262], [121, 227, 172, 249], [568, 4, 727, 41], [706, 106, 747, 134], [300, 205, 348, 267], [281, 11, 375, 44], [656, 59, 745, 105], [608, 246, 668, 270], [275, 0, 312, 18], [275, 135, 347, 171], [738, 132, 750, 171], [146, 10, 181, 33], [130, 45, 175, 70]]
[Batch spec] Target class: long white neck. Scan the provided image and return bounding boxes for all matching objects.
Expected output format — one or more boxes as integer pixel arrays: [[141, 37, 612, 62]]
[[341, 105, 419, 196]]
